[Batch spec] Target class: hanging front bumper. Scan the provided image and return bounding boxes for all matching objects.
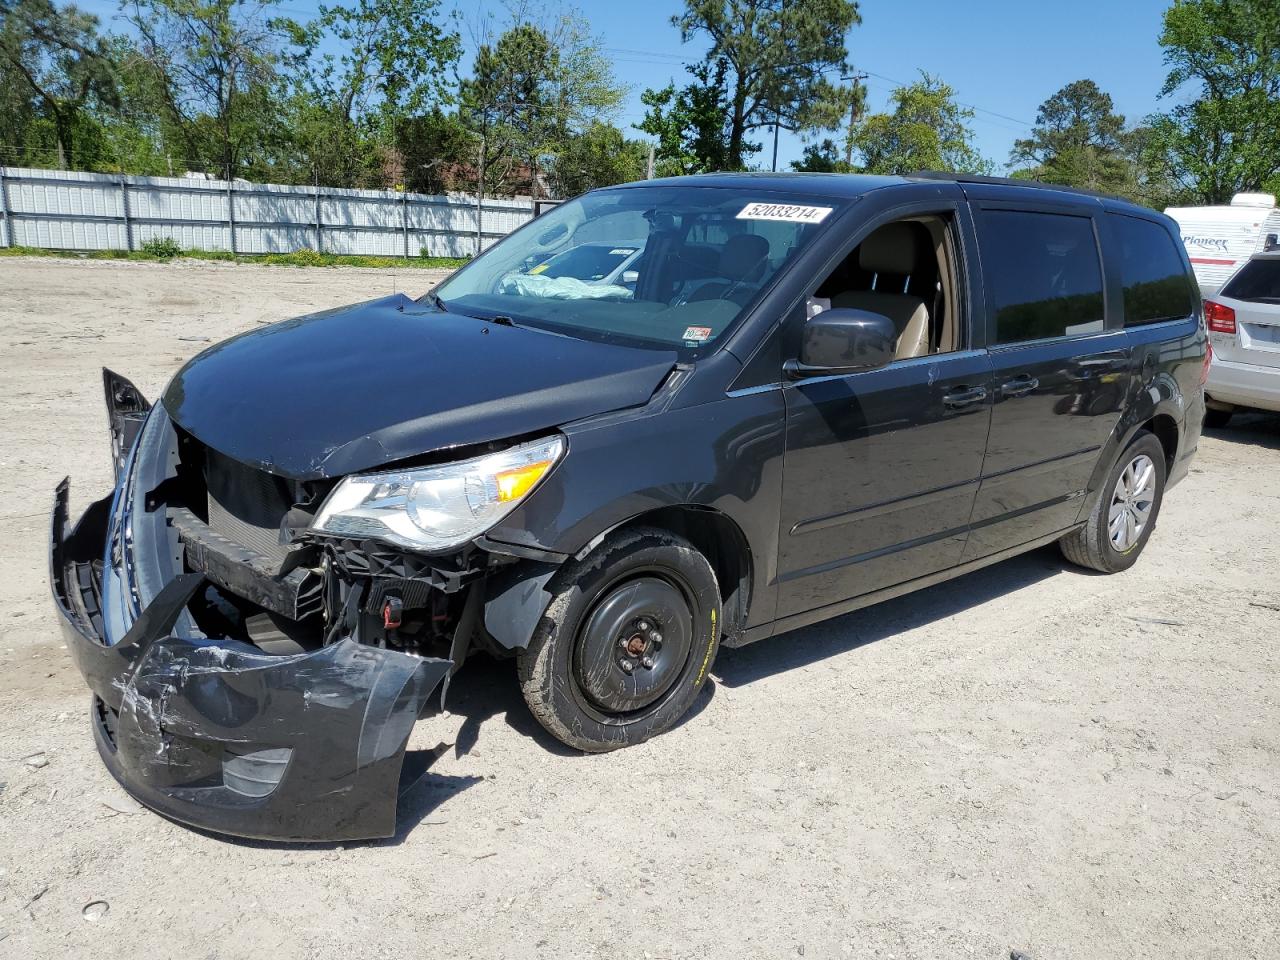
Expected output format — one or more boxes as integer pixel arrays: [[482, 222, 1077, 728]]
[[50, 478, 451, 842]]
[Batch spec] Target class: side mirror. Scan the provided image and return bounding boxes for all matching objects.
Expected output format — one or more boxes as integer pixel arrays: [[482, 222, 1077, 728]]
[[621, 269, 639, 284], [785, 308, 897, 378], [1265, 233, 1279, 252]]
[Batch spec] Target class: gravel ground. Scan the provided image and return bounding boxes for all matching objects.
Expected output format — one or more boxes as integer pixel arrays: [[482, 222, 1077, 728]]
[[0, 256, 1277, 960]]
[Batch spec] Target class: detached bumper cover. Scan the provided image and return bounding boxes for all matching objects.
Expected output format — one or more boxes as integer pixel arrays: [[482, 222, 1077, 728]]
[[51, 479, 451, 842]]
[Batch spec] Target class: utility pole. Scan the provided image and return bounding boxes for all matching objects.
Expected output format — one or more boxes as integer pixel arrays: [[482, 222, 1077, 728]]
[[842, 72, 869, 168], [771, 111, 780, 172], [646, 144, 655, 180]]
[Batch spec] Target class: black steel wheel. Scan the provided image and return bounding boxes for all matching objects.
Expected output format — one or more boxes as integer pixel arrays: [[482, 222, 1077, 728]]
[[518, 527, 722, 752]]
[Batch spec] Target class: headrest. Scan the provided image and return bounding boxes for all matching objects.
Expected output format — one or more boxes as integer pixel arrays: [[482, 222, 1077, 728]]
[[719, 234, 770, 281], [859, 222, 918, 275]]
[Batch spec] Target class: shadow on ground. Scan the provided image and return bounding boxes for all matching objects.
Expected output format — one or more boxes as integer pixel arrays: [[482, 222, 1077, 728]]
[[183, 542, 1075, 848], [1203, 410, 1280, 450], [715, 543, 1072, 687]]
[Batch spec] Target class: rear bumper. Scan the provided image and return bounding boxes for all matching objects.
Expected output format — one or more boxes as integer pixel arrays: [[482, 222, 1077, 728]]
[[1207, 357, 1280, 413], [51, 479, 451, 842]]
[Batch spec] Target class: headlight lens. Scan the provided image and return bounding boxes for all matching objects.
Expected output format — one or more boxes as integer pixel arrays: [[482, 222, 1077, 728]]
[[311, 435, 565, 551]]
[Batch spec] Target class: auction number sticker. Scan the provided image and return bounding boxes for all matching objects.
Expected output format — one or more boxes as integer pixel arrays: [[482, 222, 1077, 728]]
[[736, 202, 833, 224], [682, 326, 713, 342]]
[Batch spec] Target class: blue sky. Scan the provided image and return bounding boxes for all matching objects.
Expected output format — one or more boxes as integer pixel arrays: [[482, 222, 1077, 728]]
[[74, 0, 1181, 174], [545, 0, 1179, 171]]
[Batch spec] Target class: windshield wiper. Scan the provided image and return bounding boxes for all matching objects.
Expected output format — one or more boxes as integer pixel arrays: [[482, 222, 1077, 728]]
[[426, 292, 448, 312]]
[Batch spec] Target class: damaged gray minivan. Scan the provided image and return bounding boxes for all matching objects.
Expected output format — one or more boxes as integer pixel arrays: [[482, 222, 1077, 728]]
[[52, 173, 1205, 840]]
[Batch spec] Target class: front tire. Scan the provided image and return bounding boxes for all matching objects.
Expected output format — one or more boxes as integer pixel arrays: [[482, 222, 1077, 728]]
[[1060, 430, 1167, 574], [517, 527, 722, 753]]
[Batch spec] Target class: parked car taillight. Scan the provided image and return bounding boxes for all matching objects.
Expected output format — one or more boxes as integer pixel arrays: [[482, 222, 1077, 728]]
[[1204, 300, 1237, 334]]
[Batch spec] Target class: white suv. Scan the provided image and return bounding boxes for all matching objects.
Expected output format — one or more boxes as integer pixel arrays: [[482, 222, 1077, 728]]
[[1204, 252, 1280, 427]]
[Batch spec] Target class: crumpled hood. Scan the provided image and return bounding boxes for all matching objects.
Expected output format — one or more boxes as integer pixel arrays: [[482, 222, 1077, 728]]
[[162, 294, 676, 480]]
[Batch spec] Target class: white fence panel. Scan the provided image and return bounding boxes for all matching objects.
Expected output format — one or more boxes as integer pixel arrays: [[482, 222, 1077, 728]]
[[0, 166, 536, 259]]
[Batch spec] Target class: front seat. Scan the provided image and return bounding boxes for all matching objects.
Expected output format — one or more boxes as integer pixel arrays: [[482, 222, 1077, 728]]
[[831, 222, 930, 360], [688, 234, 771, 304]]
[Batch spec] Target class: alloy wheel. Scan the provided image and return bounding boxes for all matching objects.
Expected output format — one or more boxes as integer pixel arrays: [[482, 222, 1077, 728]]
[[1108, 453, 1156, 553]]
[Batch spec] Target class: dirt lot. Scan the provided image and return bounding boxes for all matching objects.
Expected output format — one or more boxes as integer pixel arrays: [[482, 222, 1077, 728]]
[[0, 256, 1277, 959]]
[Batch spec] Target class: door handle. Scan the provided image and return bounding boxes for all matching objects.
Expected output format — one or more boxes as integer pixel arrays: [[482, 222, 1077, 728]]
[[943, 385, 988, 409], [1000, 375, 1039, 398]]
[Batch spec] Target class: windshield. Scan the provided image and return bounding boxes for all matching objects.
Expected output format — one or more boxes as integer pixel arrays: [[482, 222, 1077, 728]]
[[431, 185, 844, 351]]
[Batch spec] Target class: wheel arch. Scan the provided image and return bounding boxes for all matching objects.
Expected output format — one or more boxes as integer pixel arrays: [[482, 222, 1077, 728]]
[[574, 505, 754, 643], [1080, 398, 1184, 522], [1143, 411, 1179, 474]]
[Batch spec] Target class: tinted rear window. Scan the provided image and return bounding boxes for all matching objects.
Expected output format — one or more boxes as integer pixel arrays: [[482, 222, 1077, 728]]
[[976, 210, 1105, 344], [1110, 215, 1196, 324], [1221, 258, 1280, 303]]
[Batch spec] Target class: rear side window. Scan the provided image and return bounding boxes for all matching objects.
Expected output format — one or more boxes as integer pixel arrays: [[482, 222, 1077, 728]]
[[1221, 258, 1280, 303], [1110, 215, 1196, 323], [976, 210, 1105, 344]]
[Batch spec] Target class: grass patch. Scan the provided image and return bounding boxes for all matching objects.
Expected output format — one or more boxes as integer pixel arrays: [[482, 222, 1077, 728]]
[[0, 245, 466, 270]]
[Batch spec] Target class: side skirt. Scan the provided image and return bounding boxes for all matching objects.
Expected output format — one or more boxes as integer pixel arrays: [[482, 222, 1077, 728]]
[[726, 524, 1084, 648]]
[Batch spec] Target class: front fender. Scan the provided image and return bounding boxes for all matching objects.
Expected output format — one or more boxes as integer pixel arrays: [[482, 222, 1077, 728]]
[[486, 389, 786, 631]]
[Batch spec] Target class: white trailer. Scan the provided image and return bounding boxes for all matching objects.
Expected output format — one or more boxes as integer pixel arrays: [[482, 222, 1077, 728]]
[[1165, 193, 1280, 296]]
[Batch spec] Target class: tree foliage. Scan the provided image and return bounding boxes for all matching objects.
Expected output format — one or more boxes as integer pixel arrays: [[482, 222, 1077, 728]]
[[638, 60, 734, 175], [1009, 79, 1161, 203], [671, 0, 861, 168], [120, 0, 286, 177], [790, 138, 854, 173], [0, 0, 117, 168], [1145, 0, 1280, 203], [459, 12, 627, 196], [549, 120, 648, 197], [852, 73, 991, 176], [280, 0, 459, 186]]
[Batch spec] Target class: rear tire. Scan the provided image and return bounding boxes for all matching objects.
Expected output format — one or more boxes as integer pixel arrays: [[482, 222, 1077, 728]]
[[1060, 430, 1167, 574], [517, 527, 721, 753], [1203, 406, 1233, 429]]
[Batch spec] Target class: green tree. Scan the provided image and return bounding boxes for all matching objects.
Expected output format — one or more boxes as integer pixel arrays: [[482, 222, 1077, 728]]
[[549, 120, 648, 196], [459, 22, 554, 194], [790, 138, 853, 173], [121, 0, 286, 178], [0, 0, 117, 168], [396, 107, 473, 194], [672, 0, 861, 169], [280, 0, 459, 187], [638, 59, 734, 175], [1145, 0, 1280, 203], [459, 11, 626, 196], [852, 73, 991, 176], [1011, 80, 1131, 189]]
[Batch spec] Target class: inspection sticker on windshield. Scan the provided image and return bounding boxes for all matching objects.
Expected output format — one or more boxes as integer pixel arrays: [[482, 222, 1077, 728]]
[[682, 326, 713, 342], [736, 202, 833, 224]]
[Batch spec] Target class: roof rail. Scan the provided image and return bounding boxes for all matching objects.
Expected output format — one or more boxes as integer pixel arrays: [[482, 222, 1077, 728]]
[[908, 170, 1130, 203]]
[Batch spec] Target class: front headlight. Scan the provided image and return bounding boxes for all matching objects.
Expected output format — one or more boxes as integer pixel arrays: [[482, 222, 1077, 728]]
[[311, 435, 565, 552]]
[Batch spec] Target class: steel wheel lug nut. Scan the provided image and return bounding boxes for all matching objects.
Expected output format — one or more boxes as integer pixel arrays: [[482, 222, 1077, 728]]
[[637, 620, 650, 632], [651, 632, 662, 645], [641, 656, 654, 669], [618, 658, 634, 673]]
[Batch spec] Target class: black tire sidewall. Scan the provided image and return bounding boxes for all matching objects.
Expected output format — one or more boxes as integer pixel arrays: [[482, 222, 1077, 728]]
[[1092, 432, 1167, 572], [519, 528, 721, 752]]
